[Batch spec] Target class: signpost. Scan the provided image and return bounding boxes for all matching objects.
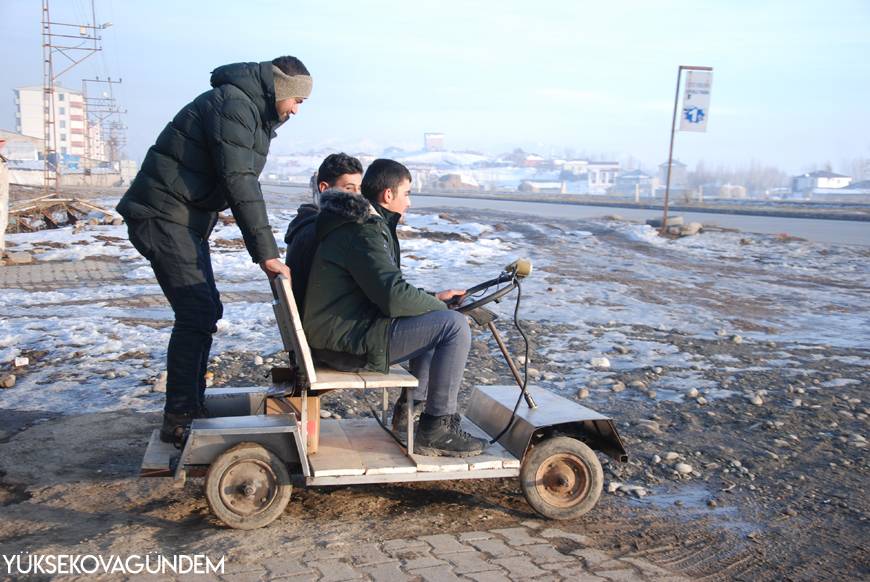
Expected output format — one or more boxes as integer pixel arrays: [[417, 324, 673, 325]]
[[661, 65, 713, 235]]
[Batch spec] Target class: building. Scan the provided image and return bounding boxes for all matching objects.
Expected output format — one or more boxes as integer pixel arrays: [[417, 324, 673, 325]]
[[423, 132, 445, 152], [658, 160, 688, 189], [0, 129, 41, 161], [792, 170, 852, 194], [718, 184, 747, 199], [612, 169, 655, 198], [587, 161, 620, 195], [518, 180, 565, 194], [14, 86, 106, 161], [435, 173, 479, 191], [561, 160, 589, 176]]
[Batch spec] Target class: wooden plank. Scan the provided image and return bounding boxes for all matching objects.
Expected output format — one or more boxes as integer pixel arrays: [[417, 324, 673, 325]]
[[411, 454, 469, 473], [310, 369, 367, 390], [140, 429, 176, 477], [342, 419, 417, 475], [461, 417, 521, 470], [309, 420, 366, 477], [360, 366, 420, 389]]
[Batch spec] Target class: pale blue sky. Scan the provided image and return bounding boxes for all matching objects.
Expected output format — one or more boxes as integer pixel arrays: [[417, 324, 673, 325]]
[[2, 0, 868, 174]]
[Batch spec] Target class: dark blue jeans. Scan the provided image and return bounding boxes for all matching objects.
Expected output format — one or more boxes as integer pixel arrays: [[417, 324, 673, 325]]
[[127, 218, 222, 415]]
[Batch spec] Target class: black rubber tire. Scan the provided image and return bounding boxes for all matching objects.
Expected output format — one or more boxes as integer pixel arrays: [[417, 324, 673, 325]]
[[204, 442, 292, 530], [520, 436, 603, 520]]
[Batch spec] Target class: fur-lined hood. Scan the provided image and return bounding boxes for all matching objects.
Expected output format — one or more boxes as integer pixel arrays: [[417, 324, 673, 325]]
[[316, 190, 374, 241]]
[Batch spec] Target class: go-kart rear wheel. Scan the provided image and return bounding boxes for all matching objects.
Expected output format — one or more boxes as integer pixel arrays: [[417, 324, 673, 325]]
[[520, 436, 603, 520], [204, 442, 292, 530]]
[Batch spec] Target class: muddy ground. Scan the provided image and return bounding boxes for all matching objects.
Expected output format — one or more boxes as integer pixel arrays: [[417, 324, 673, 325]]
[[0, 199, 868, 580]]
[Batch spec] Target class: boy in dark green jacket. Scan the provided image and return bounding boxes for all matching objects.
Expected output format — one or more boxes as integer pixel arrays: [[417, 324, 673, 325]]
[[304, 159, 487, 457]]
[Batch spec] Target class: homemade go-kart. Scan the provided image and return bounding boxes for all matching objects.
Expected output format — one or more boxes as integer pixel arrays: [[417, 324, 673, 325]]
[[141, 259, 626, 529]]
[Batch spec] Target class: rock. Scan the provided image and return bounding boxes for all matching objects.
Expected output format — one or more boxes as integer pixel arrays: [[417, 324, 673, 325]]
[[646, 216, 684, 228], [87, 218, 100, 226], [783, 507, 798, 517], [111, 217, 124, 226], [151, 371, 168, 393], [253, 355, 264, 366], [653, 366, 663, 374], [611, 381, 625, 393], [674, 463, 694, 475], [577, 388, 589, 399], [629, 380, 647, 390], [590, 357, 611, 369], [647, 390, 657, 399], [696, 396, 708, 405], [636, 419, 660, 434], [607, 481, 622, 494], [716, 328, 728, 337], [731, 335, 743, 344], [13, 356, 29, 368], [749, 394, 764, 406], [680, 222, 703, 236], [0, 374, 16, 389], [619, 484, 648, 498], [527, 367, 541, 378], [5, 252, 34, 265], [613, 345, 630, 355], [687, 387, 700, 399], [320, 410, 332, 419], [105, 372, 116, 379], [664, 451, 680, 461], [707, 499, 718, 508], [792, 398, 802, 407], [652, 454, 661, 464]]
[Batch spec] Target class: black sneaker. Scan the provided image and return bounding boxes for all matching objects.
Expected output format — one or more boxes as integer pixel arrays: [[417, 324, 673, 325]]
[[391, 399, 426, 433], [414, 413, 488, 458]]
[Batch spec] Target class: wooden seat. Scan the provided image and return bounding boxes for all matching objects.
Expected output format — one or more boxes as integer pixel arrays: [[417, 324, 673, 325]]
[[271, 275, 419, 392]]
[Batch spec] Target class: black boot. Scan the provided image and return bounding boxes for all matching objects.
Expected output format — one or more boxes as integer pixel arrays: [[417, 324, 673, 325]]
[[414, 413, 488, 457], [391, 399, 426, 433], [160, 411, 195, 445]]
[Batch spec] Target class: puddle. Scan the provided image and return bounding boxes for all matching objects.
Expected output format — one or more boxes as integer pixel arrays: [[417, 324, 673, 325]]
[[639, 484, 758, 534]]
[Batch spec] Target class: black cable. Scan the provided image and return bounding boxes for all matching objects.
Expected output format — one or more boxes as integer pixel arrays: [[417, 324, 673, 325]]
[[489, 277, 530, 444]]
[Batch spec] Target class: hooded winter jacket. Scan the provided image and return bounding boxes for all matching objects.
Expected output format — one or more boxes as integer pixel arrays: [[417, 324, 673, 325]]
[[303, 191, 447, 373], [283, 201, 319, 313], [117, 61, 282, 263]]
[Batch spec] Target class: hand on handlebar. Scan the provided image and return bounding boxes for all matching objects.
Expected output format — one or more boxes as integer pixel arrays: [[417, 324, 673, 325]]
[[436, 289, 467, 304]]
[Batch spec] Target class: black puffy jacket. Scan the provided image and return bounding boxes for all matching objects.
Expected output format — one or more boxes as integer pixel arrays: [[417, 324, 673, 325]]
[[117, 61, 282, 263]]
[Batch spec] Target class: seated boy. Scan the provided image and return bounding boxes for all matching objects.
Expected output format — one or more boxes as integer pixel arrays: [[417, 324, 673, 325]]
[[303, 159, 487, 457], [284, 152, 363, 313]]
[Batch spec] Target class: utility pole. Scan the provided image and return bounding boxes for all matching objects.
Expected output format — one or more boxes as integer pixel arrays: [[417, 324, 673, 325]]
[[82, 77, 125, 170], [40, 0, 111, 195]]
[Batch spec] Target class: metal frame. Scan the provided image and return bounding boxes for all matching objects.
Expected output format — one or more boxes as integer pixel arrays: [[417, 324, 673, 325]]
[[467, 385, 627, 463]]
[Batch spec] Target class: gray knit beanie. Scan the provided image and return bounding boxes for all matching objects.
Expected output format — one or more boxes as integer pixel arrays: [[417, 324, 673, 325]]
[[272, 65, 312, 102]]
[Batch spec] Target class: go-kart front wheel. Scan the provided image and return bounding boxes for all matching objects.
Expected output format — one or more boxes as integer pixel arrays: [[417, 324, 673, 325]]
[[520, 436, 603, 520], [204, 442, 292, 530]]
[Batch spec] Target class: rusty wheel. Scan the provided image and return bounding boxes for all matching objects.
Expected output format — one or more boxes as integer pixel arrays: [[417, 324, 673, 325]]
[[520, 437, 603, 520], [205, 442, 292, 530]]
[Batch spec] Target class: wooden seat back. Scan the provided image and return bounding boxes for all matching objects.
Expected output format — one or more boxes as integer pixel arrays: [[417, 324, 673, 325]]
[[271, 275, 318, 385]]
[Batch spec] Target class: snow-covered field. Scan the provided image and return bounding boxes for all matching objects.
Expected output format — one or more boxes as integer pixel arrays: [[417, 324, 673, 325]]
[[1, 207, 868, 414]]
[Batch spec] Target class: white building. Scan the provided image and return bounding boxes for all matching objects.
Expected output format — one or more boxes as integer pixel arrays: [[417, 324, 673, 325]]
[[14, 86, 106, 161], [423, 132, 445, 152], [792, 171, 852, 193], [587, 161, 620, 194]]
